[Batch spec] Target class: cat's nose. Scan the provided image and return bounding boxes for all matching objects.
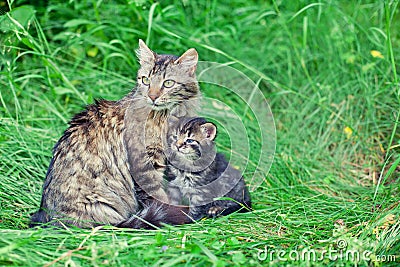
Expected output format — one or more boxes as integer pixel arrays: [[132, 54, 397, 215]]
[[148, 94, 159, 101], [176, 139, 184, 149], [148, 88, 160, 102]]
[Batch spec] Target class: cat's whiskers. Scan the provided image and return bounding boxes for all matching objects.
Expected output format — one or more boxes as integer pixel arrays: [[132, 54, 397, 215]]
[[125, 95, 148, 106]]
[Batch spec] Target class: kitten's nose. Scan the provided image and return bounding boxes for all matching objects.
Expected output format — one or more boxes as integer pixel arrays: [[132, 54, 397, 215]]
[[176, 140, 184, 149]]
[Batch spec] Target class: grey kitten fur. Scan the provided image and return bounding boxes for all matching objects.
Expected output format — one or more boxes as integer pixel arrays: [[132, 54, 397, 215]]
[[30, 40, 199, 228], [165, 117, 252, 220]]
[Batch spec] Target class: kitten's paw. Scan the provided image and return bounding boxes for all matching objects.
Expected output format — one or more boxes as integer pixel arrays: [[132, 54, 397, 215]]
[[188, 209, 205, 221], [207, 206, 224, 218]]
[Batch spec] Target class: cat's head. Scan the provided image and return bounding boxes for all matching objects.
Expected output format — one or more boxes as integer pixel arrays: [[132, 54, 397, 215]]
[[136, 40, 199, 110], [169, 117, 217, 161]]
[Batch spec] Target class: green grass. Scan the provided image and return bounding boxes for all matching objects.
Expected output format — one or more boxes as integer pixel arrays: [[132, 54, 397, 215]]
[[1, 0, 399, 266]]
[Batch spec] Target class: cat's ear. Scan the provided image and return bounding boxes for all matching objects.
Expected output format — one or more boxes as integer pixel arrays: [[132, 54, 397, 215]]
[[174, 48, 198, 76], [137, 39, 155, 65], [200, 123, 217, 141]]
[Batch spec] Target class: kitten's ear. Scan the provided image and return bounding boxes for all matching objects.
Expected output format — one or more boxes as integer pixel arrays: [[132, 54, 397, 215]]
[[136, 39, 155, 65], [174, 48, 198, 76], [200, 123, 217, 141]]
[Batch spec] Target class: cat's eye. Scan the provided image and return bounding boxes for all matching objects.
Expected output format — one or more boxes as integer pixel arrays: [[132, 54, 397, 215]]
[[185, 139, 195, 144], [163, 79, 176, 88], [142, 76, 150, 86]]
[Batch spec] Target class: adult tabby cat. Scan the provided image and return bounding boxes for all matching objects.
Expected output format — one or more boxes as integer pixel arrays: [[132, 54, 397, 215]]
[[30, 40, 199, 228], [165, 117, 252, 220]]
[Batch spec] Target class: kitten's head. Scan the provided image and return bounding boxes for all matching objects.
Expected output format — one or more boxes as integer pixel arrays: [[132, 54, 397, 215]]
[[136, 40, 199, 110], [169, 117, 217, 161]]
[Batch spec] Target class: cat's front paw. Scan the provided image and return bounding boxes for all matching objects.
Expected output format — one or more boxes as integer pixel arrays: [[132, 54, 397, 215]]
[[207, 206, 224, 218]]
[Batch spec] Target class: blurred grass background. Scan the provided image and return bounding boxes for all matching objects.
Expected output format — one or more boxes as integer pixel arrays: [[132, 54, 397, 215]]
[[0, 0, 399, 266]]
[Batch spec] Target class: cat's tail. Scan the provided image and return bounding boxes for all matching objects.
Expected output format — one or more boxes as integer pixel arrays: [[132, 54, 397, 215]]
[[116, 201, 192, 229], [29, 209, 50, 228]]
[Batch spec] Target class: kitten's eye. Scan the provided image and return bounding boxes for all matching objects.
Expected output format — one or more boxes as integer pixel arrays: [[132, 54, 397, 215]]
[[142, 76, 150, 86], [163, 79, 176, 88], [185, 139, 195, 144]]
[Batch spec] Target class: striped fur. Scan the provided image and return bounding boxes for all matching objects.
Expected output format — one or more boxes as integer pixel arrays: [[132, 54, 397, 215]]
[[30, 40, 200, 228], [166, 118, 252, 220]]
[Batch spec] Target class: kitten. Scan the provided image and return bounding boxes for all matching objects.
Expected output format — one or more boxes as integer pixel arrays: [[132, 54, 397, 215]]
[[165, 117, 252, 220], [30, 40, 199, 228]]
